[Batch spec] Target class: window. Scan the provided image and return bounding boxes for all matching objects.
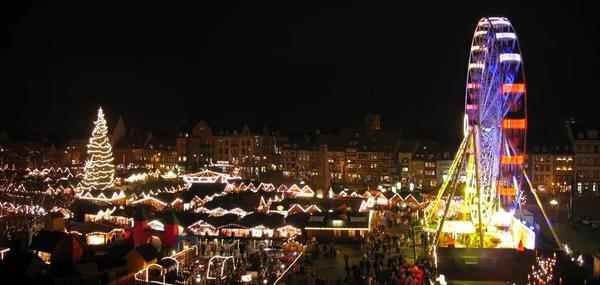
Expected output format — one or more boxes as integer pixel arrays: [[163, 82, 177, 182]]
[[351, 217, 367, 222], [309, 216, 324, 222]]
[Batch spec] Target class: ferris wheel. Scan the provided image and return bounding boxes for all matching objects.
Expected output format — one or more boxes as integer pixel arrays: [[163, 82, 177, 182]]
[[424, 16, 529, 249], [464, 17, 527, 220]]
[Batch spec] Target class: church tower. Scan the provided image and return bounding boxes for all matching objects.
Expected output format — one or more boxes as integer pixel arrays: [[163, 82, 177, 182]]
[[365, 114, 381, 131], [316, 144, 331, 191], [365, 76, 381, 131]]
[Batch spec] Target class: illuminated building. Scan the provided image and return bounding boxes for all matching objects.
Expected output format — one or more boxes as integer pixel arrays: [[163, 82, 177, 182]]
[[67, 139, 88, 168], [176, 122, 287, 177], [143, 137, 178, 170], [397, 139, 420, 184], [213, 125, 258, 165], [176, 121, 213, 171], [410, 142, 439, 189], [525, 140, 573, 194], [113, 117, 177, 171], [435, 147, 468, 186], [257, 125, 289, 168], [281, 117, 404, 190], [212, 124, 286, 179], [281, 140, 315, 181], [566, 122, 600, 195]]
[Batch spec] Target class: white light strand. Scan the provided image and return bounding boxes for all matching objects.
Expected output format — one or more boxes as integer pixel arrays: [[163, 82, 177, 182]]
[[80, 107, 116, 191]]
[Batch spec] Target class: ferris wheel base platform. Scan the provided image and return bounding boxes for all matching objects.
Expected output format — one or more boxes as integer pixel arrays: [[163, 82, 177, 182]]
[[436, 247, 535, 282]]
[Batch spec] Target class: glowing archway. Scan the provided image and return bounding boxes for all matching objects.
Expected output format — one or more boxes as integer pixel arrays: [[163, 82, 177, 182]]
[[134, 263, 165, 283], [161, 256, 180, 274], [206, 255, 236, 280]]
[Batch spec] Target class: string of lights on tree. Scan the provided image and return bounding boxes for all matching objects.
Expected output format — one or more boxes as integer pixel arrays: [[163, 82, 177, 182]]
[[80, 107, 116, 191]]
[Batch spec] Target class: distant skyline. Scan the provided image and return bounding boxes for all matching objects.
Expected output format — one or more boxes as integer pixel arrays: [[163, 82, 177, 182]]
[[1, 1, 596, 138]]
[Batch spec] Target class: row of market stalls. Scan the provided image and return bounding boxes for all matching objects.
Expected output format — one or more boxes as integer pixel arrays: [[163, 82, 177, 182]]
[[72, 190, 428, 246], [25, 167, 77, 179], [126, 185, 427, 215], [69, 170, 432, 249], [75, 168, 429, 208], [66, 193, 418, 249], [136, 209, 373, 248]]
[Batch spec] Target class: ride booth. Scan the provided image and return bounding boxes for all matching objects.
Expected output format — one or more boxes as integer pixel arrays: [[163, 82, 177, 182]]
[[435, 218, 536, 282]]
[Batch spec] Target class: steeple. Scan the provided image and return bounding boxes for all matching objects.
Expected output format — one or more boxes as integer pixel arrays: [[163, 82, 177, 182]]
[[365, 76, 381, 131], [112, 116, 127, 147], [242, 124, 251, 135], [369, 76, 378, 114]]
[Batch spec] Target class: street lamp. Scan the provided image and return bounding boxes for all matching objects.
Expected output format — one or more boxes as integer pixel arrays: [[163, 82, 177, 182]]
[[153, 152, 161, 169], [550, 199, 558, 221]]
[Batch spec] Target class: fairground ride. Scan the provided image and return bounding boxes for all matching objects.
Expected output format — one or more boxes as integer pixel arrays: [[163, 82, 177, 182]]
[[424, 17, 561, 251]]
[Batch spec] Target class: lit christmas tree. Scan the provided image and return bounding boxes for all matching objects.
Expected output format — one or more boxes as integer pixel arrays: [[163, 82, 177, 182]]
[[80, 107, 116, 191]]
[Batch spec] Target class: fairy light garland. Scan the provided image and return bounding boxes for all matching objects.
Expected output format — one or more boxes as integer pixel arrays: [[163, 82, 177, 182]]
[[528, 254, 557, 285], [80, 107, 116, 191]]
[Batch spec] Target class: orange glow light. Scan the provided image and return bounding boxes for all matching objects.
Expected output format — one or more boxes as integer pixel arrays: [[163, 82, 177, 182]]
[[501, 154, 524, 165], [497, 186, 517, 196], [501, 83, 526, 93], [502, 119, 526, 129]]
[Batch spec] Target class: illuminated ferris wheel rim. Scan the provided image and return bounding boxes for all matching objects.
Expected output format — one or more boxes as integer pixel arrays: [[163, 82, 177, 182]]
[[464, 16, 528, 203], [465, 16, 527, 126]]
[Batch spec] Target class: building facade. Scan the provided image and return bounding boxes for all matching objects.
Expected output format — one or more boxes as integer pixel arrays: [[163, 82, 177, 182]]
[[410, 142, 438, 189], [567, 122, 600, 195], [176, 121, 213, 172], [525, 123, 575, 195]]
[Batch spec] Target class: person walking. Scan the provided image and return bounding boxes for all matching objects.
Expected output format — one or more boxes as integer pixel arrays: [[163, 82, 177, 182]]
[[344, 252, 350, 267]]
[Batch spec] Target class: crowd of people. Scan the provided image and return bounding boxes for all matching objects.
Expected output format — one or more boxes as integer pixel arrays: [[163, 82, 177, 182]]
[[285, 207, 438, 285]]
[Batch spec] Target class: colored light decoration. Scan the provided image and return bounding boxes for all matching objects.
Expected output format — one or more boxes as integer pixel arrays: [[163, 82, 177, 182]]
[[576, 255, 584, 267], [529, 255, 556, 284], [80, 107, 116, 191]]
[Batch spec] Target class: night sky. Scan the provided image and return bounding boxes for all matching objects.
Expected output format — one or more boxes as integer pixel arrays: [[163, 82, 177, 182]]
[[0, 1, 595, 139]]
